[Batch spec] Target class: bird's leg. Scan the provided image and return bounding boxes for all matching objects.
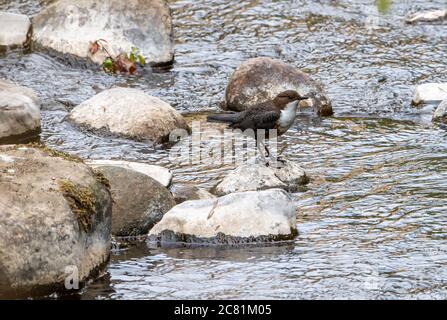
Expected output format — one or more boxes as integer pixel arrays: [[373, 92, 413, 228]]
[[277, 144, 288, 164], [257, 140, 269, 166], [268, 144, 286, 166], [276, 156, 287, 165], [276, 150, 287, 166], [264, 143, 270, 157], [263, 142, 287, 167], [261, 140, 286, 167]]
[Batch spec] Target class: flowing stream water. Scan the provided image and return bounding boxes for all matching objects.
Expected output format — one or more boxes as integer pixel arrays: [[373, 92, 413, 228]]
[[1, 0, 447, 299]]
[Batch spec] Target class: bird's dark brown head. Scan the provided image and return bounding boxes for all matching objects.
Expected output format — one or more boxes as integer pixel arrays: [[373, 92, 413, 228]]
[[273, 90, 308, 109]]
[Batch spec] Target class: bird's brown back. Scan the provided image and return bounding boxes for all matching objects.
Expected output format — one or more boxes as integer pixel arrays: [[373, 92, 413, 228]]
[[230, 100, 281, 131]]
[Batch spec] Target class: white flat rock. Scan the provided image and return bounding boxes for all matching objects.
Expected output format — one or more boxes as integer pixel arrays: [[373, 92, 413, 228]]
[[412, 83, 447, 105], [0, 12, 31, 47], [149, 189, 298, 244], [86, 159, 173, 188], [215, 160, 308, 196], [406, 10, 447, 24], [433, 99, 447, 123]]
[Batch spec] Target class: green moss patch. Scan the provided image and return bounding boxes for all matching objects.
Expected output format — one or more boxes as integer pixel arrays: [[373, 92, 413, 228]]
[[27, 142, 83, 163], [92, 169, 111, 189], [58, 179, 96, 232]]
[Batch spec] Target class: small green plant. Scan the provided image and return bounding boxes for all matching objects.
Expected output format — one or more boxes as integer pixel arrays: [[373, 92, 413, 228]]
[[102, 57, 114, 73], [375, 0, 391, 15], [128, 47, 146, 67], [89, 40, 146, 74]]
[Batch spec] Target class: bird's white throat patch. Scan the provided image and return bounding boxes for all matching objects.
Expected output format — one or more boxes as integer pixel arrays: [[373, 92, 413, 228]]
[[279, 101, 298, 128]]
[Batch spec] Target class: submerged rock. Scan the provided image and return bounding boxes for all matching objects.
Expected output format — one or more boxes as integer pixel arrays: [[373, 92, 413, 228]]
[[0, 146, 112, 298], [86, 160, 173, 188], [68, 88, 190, 144], [0, 12, 31, 48], [32, 0, 174, 66], [149, 189, 297, 244], [224, 57, 333, 116], [214, 160, 309, 196], [0, 80, 41, 142], [412, 83, 447, 105], [95, 166, 176, 237], [433, 100, 447, 124], [171, 184, 216, 204], [406, 10, 447, 24]]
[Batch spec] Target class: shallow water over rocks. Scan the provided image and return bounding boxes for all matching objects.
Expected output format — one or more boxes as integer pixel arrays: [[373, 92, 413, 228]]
[[1, 0, 447, 299]]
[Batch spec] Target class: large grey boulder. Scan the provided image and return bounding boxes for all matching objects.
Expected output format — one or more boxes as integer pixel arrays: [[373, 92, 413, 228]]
[[0, 80, 41, 141], [32, 0, 174, 66], [214, 160, 309, 196], [406, 10, 447, 24], [68, 88, 190, 144], [0, 12, 31, 48], [0, 146, 112, 298], [86, 160, 173, 188], [224, 57, 333, 116], [149, 189, 297, 244], [95, 166, 176, 237], [412, 83, 447, 105], [433, 100, 447, 124]]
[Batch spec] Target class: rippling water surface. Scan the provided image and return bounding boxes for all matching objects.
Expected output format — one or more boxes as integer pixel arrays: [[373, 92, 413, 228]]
[[1, 0, 447, 299]]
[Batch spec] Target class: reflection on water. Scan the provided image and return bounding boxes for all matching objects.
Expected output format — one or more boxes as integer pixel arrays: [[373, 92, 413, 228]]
[[1, 0, 447, 299]]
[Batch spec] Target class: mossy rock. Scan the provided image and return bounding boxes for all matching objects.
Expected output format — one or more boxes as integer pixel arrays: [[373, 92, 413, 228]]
[[0, 146, 112, 298]]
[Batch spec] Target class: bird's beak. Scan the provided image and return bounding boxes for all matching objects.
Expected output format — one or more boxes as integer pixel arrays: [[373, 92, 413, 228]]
[[299, 96, 310, 101]]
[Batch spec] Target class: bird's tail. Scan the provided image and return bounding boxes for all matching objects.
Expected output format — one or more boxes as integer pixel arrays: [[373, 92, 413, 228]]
[[207, 113, 238, 123]]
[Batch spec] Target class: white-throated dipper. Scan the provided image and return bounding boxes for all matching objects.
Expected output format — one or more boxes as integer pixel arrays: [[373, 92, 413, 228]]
[[207, 90, 308, 164]]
